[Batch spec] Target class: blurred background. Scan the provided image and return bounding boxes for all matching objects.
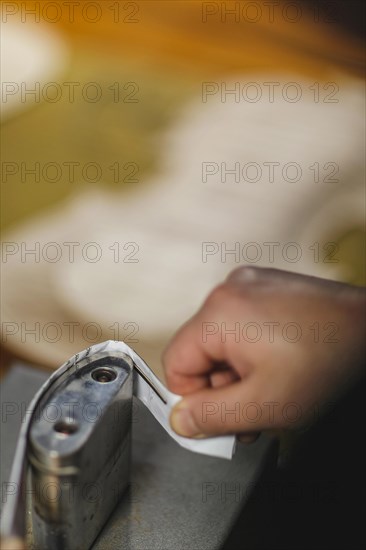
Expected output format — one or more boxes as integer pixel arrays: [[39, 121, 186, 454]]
[[1, 0, 365, 378]]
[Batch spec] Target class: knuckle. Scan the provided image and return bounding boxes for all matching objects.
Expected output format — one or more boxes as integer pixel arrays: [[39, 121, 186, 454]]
[[202, 277, 255, 317], [203, 283, 242, 315], [205, 283, 232, 307], [226, 265, 262, 284]]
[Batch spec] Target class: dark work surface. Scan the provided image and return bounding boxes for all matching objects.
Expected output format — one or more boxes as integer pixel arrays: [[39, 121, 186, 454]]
[[222, 376, 366, 550], [3, 364, 364, 550]]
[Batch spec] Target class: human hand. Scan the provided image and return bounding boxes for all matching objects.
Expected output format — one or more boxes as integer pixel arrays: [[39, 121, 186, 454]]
[[163, 267, 365, 441]]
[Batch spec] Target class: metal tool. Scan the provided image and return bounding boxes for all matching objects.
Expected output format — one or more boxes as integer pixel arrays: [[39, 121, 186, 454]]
[[1, 341, 236, 549]]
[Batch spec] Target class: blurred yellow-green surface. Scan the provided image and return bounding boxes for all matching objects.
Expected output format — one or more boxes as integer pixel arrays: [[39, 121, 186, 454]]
[[1, 0, 365, 372], [2, 0, 365, 231]]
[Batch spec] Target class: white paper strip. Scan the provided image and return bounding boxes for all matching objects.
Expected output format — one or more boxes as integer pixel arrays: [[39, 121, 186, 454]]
[[100, 340, 236, 460], [129, 349, 236, 460]]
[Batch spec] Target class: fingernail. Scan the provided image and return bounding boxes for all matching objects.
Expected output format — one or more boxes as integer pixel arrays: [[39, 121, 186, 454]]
[[238, 433, 260, 444], [170, 400, 204, 438]]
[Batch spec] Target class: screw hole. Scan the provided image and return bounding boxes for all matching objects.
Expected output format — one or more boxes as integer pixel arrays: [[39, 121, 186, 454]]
[[54, 420, 78, 436], [92, 368, 117, 383]]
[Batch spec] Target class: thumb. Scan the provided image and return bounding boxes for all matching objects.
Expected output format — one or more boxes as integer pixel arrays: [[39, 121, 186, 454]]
[[170, 380, 264, 437]]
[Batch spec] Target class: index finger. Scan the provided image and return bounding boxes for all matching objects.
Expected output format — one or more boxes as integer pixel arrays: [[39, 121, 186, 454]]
[[162, 312, 228, 395]]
